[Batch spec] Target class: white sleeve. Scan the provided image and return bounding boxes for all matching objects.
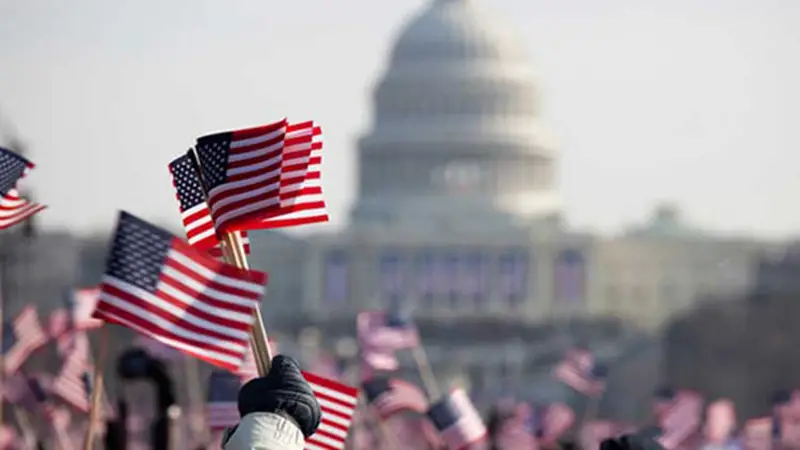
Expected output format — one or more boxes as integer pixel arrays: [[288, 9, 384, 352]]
[[222, 413, 305, 450]]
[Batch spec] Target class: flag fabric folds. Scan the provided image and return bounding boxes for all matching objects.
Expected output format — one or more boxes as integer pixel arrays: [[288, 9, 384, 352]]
[[302, 371, 359, 450], [91, 211, 268, 371], [2, 306, 47, 374], [168, 152, 251, 257], [0, 146, 45, 230]]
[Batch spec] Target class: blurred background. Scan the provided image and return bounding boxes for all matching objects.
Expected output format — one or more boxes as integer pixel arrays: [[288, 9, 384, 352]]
[[1, 0, 799, 430]]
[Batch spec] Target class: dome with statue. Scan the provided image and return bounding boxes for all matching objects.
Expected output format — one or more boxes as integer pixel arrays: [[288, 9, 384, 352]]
[[352, 0, 561, 231]]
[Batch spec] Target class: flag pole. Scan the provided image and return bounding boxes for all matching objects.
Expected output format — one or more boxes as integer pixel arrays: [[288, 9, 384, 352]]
[[82, 327, 110, 450], [220, 232, 273, 376], [186, 149, 273, 376]]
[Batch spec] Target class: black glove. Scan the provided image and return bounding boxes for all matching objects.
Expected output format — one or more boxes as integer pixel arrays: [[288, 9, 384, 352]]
[[237, 355, 321, 438], [601, 433, 666, 450]]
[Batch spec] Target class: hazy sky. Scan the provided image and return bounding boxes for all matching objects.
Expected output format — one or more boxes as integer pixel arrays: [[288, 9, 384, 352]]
[[1, 0, 798, 238]]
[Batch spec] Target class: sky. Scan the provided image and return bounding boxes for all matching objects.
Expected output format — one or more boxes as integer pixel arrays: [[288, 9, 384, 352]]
[[0, 0, 798, 239]]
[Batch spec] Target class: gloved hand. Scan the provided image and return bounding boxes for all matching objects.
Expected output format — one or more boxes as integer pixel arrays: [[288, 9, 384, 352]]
[[237, 355, 322, 438], [601, 433, 666, 450]]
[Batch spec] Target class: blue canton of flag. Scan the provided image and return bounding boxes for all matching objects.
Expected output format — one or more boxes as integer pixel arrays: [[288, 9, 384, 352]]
[[0, 147, 45, 230]]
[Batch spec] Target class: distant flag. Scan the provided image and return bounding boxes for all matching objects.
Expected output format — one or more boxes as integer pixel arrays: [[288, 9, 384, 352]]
[[302, 371, 359, 450], [90, 211, 267, 371], [206, 371, 241, 430], [356, 310, 420, 352], [0, 146, 45, 230], [168, 152, 251, 257], [51, 342, 92, 412], [69, 288, 104, 330], [256, 121, 328, 229], [2, 306, 48, 374], [427, 389, 488, 450], [553, 348, 606, 397], [655, 390, 703, 450], [362, 377, 428, 419]]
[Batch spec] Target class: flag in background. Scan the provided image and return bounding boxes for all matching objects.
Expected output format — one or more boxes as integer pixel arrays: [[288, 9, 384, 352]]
[[2, 306, 47, 374], [302, 371, 359, 450], [0, 146, 45, 230], [51, 340, 92, 412], [257, 121, 328, 229], [91, 211, 267, 371], [427, 389, 488, 450], [356, 310, 419, 352], [168, 152, 252, 258]]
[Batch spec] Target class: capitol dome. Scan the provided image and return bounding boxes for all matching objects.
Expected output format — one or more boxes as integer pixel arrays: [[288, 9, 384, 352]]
[[352, 0, 560, 231]]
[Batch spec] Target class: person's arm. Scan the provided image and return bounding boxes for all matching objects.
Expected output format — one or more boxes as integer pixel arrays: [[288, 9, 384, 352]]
[[222, 355, 321, 450]]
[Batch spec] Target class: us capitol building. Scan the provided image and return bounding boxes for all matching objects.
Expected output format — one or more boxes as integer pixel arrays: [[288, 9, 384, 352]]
[[244, 0, 775, 405]]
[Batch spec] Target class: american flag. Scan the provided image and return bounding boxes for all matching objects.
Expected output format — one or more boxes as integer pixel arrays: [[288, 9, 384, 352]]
[[302, 370, 359, 450], [2, 306, 47, 374], [362, 377, 428, 419], [91, 211, 268, 371], [257, 121, 328, 229], [553, 348, 606, 397], [206, 370, 241, 430], [168, 152, 251, 257], [356, 310, 420, 352], [133, 335, 183, 361], [554, 249, 585, 304], [427, 389, 488, 450], [48, 288, 104, 355], [656, 390, 703, 450], [494, 403, 538, 450], [51, 341, 93, 412], [0, 146, 45, 230]]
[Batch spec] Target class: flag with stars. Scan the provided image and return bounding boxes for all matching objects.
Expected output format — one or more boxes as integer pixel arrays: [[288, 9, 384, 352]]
[[168, 152, 251, 258], [91, 211, 268, 371], [206, 370, 241, 430], [0, 146, 45, 230], [2, 306, 48, 374]]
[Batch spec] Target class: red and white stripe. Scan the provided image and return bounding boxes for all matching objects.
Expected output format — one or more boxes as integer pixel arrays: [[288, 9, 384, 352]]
[[204, 119, 287, 233], [93, 239, 267, 371], [52, 343, 91, 412], [0, 188, 45, 230], [258, 121, 328, 228], [4, 306, 48, 374], [302, 371, 359, 450]]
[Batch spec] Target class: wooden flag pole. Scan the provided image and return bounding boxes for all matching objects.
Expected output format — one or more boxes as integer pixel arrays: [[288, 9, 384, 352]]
[[82, 327, 110, 450], [185, 149, 273, 377], [220, 232, 273, 376]]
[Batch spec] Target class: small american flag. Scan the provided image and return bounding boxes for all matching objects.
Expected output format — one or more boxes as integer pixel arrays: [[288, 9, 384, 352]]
[[257, 121, 328, 229], [362, 377, 428, 419], [51, 341, 93, 412], [0, 146, 45, 230], [427, 389, 488, 450], [206, 370, 241, 430], [168, 152, 251, 257], [656, 390, 703, 450], [2, 306, 47, 374], [356, 310, 420, 352], [302, 371, 359, 450], [553, 348, 606, 397], [91, 211, 268, 371]]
